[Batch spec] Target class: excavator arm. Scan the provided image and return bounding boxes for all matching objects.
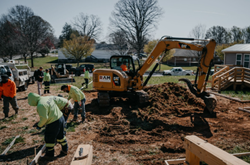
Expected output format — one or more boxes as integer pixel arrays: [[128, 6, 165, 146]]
[[135, 36, 217, 113]]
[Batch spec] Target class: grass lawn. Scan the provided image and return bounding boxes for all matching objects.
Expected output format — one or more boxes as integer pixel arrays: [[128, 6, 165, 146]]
[[220, 90, 250, 101], [148, 63, 197, 72], [18, 56, 108, 71]]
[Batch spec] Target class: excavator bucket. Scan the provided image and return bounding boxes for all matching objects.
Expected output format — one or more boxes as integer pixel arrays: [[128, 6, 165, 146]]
[[179, 78, 217, 114]]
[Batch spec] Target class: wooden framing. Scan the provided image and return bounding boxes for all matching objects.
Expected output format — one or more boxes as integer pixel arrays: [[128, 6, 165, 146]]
[[165, 152, 250, 165], [29, 144, 46, 165], [208, 91, 250, 103], [184, 135, 249, 165], [0, 135, 20, 156], [212, 65, 250, 91]]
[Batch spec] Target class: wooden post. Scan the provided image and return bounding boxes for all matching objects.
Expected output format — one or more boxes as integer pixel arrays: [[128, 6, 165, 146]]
[[185, 149, 200, 165], [29, 144, 46, 165], [234, 68, 237, 91], [218, 77, 221, 91], [241, 68, 245, 90], [184, 135, 250, 165]]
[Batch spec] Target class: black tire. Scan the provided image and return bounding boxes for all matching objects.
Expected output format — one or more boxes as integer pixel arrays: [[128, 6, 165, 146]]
[[186, 74, 190, 76], [21, 81, 28, 91]]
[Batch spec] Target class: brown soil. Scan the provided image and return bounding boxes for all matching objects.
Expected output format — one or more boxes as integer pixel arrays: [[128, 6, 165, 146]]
[[0, 82, 250, 165]]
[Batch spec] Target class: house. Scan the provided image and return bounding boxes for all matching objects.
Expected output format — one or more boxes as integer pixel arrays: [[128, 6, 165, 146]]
[[165, 49, 199, 66], [222, 44, 250, 67], [165, 49, 222, 66], [58, 43, 123, 63]]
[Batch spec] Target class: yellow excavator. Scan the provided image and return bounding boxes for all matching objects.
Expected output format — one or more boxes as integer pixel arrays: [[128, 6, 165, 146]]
[[93, 36, 217, 113]]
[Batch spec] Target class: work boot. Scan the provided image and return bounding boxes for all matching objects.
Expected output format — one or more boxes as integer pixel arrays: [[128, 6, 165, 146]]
[[4, 113, 8, 118], [73, 116, 78, 121], [14, 108, 19, 115], [81, 117, 85, 123]]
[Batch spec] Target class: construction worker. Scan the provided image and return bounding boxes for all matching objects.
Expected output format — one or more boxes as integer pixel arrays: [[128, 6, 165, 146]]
[[55, 94, 74, 122], [0, 74, 19, 118], [28, 93, 68, 160], [84, 68, 90, 88], [120, 61, 128, 71], [61, 85, 86, 122], [43, 69, 51, 94], [34, 66, 44, 95]]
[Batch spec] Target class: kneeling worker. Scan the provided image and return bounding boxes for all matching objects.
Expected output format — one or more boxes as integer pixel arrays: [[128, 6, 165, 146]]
[[28, 93, 68, 160], [54, 95, 74, 122], [61, 85, 86, 122]]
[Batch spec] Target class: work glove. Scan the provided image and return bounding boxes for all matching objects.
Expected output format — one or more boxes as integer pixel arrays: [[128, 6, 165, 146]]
[[78, 101, 82, 106]]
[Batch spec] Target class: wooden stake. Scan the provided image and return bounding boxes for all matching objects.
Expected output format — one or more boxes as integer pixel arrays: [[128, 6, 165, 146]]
[[29, 144, 46, 165], [0, 135, 20, 156]]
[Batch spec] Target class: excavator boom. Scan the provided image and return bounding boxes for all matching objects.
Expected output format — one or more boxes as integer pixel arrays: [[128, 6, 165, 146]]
[[135, 36, 217, 113]]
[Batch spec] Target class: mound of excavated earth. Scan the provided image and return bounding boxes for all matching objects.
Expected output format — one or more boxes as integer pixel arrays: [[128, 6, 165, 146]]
[[1, 83, 250, 165]]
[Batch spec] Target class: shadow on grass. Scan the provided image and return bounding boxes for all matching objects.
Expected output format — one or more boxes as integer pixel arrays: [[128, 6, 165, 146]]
[[0, 145, 42, 162]]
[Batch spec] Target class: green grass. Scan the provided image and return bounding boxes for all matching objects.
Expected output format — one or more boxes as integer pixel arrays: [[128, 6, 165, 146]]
[[2, 136, 24, 145], [66, 122, 80, 132], [0, 126, 7, 130], [228, 146, 250, 163], [148, 63, 197, 71], [220, 90, 250, 100], [17, 56, 106, 71], [146, 75, 196, 85]]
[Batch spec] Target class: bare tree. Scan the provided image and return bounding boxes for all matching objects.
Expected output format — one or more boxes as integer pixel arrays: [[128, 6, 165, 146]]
[[25, 15, 53, 67], [109, 30, 129, 55], [231, 26, 244, 43], [189, 24, 206, 39], [73, 13, 102, 40], [243, 26, 250, 43], [205, 26, 229, 44], [110, 0, 163, 58], [0, 15, 19, 60], [8, 5, 35, 62]]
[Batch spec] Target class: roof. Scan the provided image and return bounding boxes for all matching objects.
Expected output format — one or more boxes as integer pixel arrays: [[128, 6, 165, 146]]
[[173, 49, 199, 57], [222, 44, 250, 53]]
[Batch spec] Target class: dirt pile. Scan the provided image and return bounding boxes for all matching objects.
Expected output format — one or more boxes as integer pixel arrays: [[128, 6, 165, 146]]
[[1, 83, 250, 165]]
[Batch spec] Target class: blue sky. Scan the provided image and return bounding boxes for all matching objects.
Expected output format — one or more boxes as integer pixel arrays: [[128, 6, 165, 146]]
[[1, 0, 250, 42]]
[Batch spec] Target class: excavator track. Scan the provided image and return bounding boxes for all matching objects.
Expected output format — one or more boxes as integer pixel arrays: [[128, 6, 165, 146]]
[[98, 91, 110, 107], [136, 90, 149, 104]]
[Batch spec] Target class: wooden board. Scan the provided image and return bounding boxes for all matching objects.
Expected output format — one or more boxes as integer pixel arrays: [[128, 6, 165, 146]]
[[165, 152, 250, 165], [29, 144, 46, 165], [184, 135, 250, 165], [71, 144, 93, 165], [1, 135, 20, 156]]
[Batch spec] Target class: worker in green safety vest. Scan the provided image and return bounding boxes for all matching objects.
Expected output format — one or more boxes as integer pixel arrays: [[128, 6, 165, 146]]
[[83, 68, 90, 88], [28, 93, 68, 160]]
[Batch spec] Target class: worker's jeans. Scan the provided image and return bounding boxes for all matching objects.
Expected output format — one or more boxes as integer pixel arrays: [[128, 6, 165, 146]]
[[3, 96, 19, 116], [63, 102, 73, 122], [44, 116, 68, 157], [37, 81, 43, 95], [74, 98, 86, 120]]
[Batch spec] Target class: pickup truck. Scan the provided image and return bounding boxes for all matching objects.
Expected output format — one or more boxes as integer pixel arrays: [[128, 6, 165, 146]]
[[75, 64, 94, 76], [163, 67, 194, 76], [0, 61, 34, 91]]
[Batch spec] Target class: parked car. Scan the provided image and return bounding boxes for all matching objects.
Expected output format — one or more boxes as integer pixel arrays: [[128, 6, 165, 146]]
[[65, 64, 76, 74], [75, 64, 95, 76], [163, 67, 194, 76], [210, 69, 214, 75]]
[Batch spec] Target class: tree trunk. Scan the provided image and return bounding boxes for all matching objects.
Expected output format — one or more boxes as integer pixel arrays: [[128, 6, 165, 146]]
[[23, 53, 27, 63], [30, 52, 34, 68]]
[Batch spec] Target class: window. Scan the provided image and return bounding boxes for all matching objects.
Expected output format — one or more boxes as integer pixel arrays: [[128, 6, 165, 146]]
[[183, 58, 187, 61], [193, 58, 196, 61], [236, 54, 242, 65], [244, 54, 250, 68]]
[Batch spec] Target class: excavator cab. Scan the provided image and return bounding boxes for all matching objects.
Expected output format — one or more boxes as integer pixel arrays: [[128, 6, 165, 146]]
[[110, 55, 140, 77]]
